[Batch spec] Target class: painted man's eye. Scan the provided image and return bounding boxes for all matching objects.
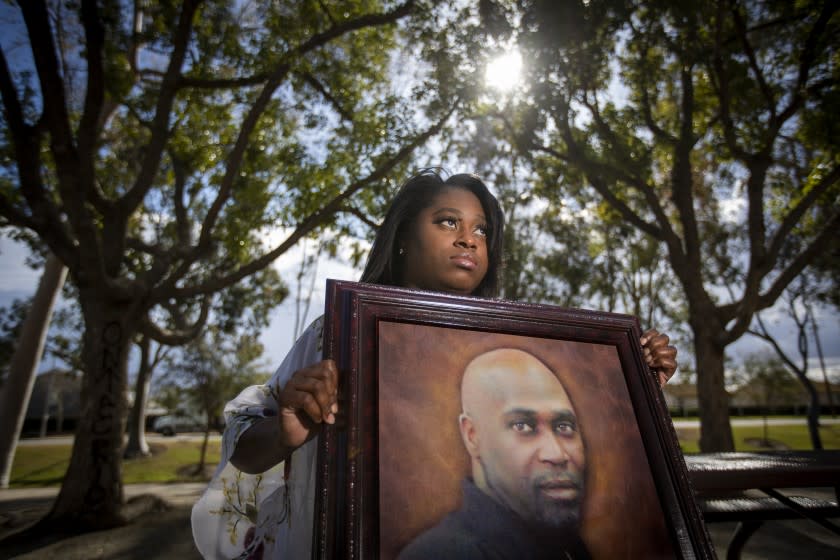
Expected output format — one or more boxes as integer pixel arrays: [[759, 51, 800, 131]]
[[511, 421, 535, 433], [554, 421, 577, 435]]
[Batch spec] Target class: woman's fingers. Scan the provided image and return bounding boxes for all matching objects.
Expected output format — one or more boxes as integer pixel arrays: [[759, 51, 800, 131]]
[[640, 328, 678, 386], [279, 360, 339, 424]]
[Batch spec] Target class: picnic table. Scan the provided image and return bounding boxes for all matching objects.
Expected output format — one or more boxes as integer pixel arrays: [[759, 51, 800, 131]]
[[684, 450, 840, 560]]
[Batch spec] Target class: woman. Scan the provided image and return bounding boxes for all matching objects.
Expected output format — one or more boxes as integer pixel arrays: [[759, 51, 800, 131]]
[[192, 171, 677, 559]]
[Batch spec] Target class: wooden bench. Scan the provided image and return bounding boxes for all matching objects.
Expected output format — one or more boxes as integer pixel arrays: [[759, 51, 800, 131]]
[[685, 451, 840, 560], [699, 494, 840, 523], [697, 493, 840, 560]]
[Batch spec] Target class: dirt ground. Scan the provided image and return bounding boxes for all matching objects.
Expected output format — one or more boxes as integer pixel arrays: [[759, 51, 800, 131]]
[[1, 507, 200, 560]]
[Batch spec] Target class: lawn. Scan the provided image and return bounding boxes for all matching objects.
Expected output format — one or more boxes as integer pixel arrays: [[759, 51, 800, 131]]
[[9, 421, 840, 487], [9, 439, 222, 488], [675, 422, 840, 453]]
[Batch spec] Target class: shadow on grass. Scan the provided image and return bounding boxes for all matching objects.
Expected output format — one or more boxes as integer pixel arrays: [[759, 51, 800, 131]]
[[11, 458, 69, 487]]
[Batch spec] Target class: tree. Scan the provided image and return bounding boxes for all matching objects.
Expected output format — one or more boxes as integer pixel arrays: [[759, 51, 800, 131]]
[[164, 327, 269, 475], [0, 297, 30, 389], [490, 0, 840, 450], [0, 0, 456, 529], [737, 352, 801, 446], [455, 114, 690, 358], [748, 274, 831, 449], [123, 334, 170, 459]]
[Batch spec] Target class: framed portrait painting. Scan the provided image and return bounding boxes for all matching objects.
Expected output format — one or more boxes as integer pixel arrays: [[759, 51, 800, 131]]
[[314, 280, 713, 560]]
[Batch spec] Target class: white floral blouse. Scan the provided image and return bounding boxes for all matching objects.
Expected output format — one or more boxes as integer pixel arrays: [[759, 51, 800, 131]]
[[192, 317, 324, 559]]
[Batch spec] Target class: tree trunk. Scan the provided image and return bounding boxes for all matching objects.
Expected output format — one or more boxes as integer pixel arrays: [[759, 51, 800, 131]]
[[793, 372, 823, 450], [810, 315, 836, 418], [124, 337, 152, 459], [693, 326, 735, 452], [762, 414, 769, 444], [0, 253, 67, 488], [39, 371, 55, 438], [45, 299, 137, 530], [196, 422, 210, 476]]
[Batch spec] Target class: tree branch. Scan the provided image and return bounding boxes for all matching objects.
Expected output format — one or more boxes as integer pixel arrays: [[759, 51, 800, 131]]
[[18, 1, 78, 178], [774, 2, 836, 128], [711, 0, 750, 162], [164, 100, 453, 301], [531, 142, 662, 240], [581, 95, 677, 244], [191, 0, 416, 264], [722, 207, 840, 343], [730, 2, 776, 119], [342, 204, 380, 230], [119, 0, 203, 217], [0, 46, 71, 256], [668, 64, 704, 274], [141, 296, 210, 346], [766, 164, 840, 266], [77, 0, 106, 182], [297, 70, 354, 122], [177, 73, 269, 89]]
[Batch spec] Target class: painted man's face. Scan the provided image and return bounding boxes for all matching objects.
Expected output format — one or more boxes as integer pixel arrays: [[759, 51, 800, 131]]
[[461, 350, 586, 531]]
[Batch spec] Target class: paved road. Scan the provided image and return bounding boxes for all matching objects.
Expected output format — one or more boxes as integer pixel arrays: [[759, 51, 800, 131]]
[[16, 433, 222, 446], [0, 482, 207, 509]]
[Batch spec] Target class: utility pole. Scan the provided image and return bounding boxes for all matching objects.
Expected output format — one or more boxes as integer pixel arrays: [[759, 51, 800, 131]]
[[0, 253, 67, 488]]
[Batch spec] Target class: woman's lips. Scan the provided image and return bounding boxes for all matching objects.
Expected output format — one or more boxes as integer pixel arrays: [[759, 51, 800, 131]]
[[451, 253, 477, 270]]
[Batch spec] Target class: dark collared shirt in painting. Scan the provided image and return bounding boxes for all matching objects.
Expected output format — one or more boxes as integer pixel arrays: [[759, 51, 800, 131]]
[[397, 479, 592, 560]]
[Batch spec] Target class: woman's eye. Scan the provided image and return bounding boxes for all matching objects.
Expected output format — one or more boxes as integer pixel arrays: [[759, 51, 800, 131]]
[[474, 225, 488, 237], [440, 218, 458, 228]]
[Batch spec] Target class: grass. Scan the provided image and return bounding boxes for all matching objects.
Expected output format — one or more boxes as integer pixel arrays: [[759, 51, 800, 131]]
[[9, 439, 222, 488], [8, 421, 840, 487], [676, 423, 840, 454]]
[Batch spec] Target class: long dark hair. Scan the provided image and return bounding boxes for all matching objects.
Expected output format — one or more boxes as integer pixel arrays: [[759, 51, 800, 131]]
[[359, 170, 505, 298]]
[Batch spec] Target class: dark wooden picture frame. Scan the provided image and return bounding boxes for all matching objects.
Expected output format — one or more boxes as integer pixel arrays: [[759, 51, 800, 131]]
[[315, 280, 713, 559]]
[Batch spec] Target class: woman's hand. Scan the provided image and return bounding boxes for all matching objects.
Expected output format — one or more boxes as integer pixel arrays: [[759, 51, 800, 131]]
[[640, 329, 678, 387], [275, 359, 339, 449]]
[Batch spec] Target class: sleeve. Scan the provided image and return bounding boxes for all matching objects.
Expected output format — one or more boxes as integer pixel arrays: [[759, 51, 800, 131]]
[[191, 316, 324, 560]]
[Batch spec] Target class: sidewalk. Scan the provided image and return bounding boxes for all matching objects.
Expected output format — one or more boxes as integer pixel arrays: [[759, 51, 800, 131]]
[[0, 482, 207, 509]]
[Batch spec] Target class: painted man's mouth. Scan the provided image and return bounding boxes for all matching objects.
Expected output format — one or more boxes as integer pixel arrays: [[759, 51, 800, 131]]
[[537, 479, 581, 501]]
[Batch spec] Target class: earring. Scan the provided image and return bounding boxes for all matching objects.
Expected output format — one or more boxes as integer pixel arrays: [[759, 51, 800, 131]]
[[398, 247, 405, 255]]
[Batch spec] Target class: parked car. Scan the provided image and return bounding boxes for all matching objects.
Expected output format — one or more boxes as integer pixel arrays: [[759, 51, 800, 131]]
[[152, 413, 205, 436]]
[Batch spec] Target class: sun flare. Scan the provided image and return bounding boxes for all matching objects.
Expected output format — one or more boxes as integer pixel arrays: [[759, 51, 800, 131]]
[[485, 50, 522, 92]]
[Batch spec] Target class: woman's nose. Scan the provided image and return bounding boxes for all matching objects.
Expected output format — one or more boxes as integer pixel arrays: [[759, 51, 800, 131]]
[[456, 233, 477, 249]]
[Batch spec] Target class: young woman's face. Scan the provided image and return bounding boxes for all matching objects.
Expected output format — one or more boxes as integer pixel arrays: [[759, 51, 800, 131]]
[[400, 188, 489, 295]]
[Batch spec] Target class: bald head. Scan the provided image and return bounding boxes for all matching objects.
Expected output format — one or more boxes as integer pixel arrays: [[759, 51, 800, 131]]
[[461, 349, 577, 424], [458, 348, 586, 531]]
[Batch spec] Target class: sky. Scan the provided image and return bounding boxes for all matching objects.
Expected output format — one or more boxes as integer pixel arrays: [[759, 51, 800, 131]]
[[2, 233, 838, 386]]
